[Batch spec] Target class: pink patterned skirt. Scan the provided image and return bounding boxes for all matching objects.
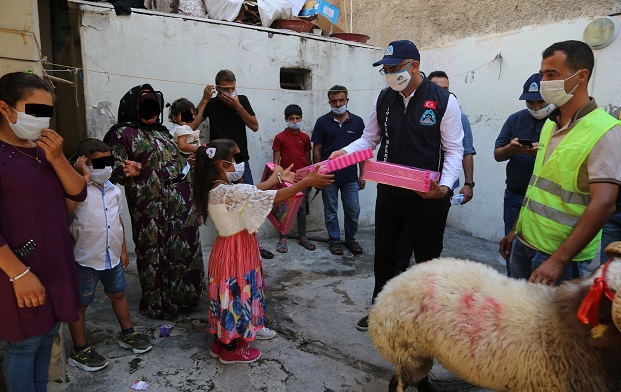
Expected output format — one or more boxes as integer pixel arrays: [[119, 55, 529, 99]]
[[206, 229, 266, 344]]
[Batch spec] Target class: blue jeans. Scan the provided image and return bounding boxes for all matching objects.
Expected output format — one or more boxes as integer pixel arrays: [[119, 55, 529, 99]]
[[76, 262, 128, 306], [503, 189, 525, 277], [510, 238, 589, 283], [600, 209, 621, 265], [242, 161, 253, 185], [3, 322, 60, 392], [321, 181, 360, 244]]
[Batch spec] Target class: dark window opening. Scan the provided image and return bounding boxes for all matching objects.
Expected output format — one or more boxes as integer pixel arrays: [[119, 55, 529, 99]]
[[280, 68, 312, 90]]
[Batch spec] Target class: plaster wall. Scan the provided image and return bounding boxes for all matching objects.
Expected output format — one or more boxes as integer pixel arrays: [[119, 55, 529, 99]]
[[0, 0, 43, 75], [349, 0, 621, 48], [420, 16, 621, 242], [75, 2, 384, 249]]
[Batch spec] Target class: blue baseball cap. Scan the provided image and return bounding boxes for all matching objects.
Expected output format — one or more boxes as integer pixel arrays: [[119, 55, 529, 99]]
[[373, 40, 420, 67], [519, 73, 543, 100]]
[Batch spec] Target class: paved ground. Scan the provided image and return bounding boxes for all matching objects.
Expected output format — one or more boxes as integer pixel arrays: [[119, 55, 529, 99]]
[[4, 227, 505, 392]]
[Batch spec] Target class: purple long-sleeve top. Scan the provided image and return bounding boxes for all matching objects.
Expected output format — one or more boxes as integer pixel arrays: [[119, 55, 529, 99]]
[[0, 142, 86, 342]]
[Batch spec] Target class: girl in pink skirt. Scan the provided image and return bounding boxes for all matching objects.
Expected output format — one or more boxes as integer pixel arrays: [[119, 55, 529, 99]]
[[192, 139, 333, 364]]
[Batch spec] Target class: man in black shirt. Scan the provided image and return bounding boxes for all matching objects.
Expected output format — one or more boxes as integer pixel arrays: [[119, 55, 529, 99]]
[[201, 69, 259, 184]]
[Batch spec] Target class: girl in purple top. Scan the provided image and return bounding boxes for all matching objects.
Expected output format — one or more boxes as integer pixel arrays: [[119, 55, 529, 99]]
[[0, 72, 87, 392]]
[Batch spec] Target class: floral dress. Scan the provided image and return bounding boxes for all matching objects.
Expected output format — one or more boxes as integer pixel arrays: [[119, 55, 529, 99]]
[[109, 126, 204, 319], [207, 183, 276, 343]]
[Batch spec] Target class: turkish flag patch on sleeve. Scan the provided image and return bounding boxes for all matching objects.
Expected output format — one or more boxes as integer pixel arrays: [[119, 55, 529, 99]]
[[423, 100, 437, 109]]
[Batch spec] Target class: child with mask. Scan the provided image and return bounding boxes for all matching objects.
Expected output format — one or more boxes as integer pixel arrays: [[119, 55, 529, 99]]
[[168, 97, 208, 155], [272, 104, 314, 253], [66, 138, 152, 372], [192, 139, 333, 364]]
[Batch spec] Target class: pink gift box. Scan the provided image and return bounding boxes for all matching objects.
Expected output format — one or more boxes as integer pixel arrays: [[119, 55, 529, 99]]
[[261, 162, 304, 235], [296, 148, 374, 178], [362, 161, 440, 192]]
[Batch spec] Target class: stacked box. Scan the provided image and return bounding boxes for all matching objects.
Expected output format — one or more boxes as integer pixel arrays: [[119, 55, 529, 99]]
[[295, 148, 373, 178], [362, 161, 441, 193], [261, 162, 304, 235]]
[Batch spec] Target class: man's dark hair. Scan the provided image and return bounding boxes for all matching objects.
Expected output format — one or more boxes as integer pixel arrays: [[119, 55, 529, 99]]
[[327, 85, 348, 98], [542, 40, 594, 81], [77, 138, 110, 157], [215, 69, 236, 86], [284, 104, 303, 118], [428, 71, 449, 81]]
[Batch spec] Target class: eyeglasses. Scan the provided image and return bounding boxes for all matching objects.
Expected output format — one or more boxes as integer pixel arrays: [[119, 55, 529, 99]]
[[379, 61, 412, 76]]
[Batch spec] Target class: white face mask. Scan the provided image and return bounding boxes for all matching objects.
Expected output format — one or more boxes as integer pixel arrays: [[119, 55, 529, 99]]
[[87, 166, 113, 184], [528, 103, 555, 120], [227, 91, 237, 98], [539, 70, 581, 106], [5, 107, 50, 140], [286, 121, 300, 130], [385, 62, 413, 92], [225, 162, 245, 182], [331, 105, 347, 116]]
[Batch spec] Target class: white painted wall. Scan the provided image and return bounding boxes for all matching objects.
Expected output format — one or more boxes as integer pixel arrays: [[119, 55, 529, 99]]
[[74, 1, 384, 249], [75, 1, 621, 248], [421, 16, 621, 242]]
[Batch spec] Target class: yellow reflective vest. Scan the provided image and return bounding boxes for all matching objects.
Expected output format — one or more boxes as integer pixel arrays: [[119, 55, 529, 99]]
[[516, 108, 621, 261]]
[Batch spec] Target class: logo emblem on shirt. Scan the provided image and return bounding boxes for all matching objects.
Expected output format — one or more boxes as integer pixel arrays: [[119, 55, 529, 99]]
[[385, 45, 394, 56], [420, 109, 437, 126], [528, 82, 539, 92], [423, 100, 437, 109]]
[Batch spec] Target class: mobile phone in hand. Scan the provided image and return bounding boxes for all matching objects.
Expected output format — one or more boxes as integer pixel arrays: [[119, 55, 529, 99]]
[[517, 139, 533, 148]]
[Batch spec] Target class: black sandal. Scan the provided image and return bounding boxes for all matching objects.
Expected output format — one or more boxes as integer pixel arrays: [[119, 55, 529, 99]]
[[344, 241, 363, 255], [260, 247, 274, 259], [329, 243, 343, 255]]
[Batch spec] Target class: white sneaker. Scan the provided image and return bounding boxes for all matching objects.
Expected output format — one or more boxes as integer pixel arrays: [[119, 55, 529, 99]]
[[255, 327, 277, 340]]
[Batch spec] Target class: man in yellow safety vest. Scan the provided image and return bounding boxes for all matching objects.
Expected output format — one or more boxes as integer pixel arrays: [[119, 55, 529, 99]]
[[499, 40, 621, 286]]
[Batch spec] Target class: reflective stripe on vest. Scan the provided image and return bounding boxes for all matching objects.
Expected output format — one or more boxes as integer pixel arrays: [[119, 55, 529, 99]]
[[516, 108, 621, 260]]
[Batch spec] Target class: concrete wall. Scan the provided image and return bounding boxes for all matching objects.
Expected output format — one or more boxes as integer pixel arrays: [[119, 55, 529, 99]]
[[74, 1, 384, 248], [420, 16, 621, 242], [0, 0, 42, 75], [349, 0, 621, 47]]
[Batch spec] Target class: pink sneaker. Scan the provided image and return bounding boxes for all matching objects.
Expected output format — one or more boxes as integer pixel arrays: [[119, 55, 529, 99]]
[[219, 346, 261, 364], [209, 340, 249, 359]]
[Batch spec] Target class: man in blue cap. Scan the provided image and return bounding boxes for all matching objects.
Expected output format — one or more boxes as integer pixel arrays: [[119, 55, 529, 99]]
[[329, 40, 464, 336], [494, 73, 552, 276]]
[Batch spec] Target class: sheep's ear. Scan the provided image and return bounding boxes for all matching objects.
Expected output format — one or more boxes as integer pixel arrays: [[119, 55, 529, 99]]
[[604, 241, 621, 259], [613, 290, 621, 333], [589, 324, 621, 347]]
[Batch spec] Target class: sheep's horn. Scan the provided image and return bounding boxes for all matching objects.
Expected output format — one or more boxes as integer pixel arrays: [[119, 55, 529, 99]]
[[604, 241, 621, 259], [614, 291, 621, 332]]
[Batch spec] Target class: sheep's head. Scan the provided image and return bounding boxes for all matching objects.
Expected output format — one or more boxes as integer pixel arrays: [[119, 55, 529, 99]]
[[577, 242, 621, 343]]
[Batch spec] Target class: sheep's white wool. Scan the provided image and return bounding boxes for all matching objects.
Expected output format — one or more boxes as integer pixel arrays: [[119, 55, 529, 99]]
[[369, 257, 621, 392]]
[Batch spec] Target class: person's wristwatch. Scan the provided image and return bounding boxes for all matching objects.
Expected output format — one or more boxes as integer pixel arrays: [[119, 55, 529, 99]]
[[464, 181, 475, 188]]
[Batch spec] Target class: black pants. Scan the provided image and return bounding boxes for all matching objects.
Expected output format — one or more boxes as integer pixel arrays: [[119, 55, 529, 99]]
[[372, 186, 451, 300]]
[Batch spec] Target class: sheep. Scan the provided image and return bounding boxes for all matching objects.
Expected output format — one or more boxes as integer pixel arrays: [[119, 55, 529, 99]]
[[369, 243, 621, 392]]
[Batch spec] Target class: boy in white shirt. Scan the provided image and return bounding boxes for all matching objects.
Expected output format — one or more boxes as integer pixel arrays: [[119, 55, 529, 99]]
[[66, 138, 152, 372]]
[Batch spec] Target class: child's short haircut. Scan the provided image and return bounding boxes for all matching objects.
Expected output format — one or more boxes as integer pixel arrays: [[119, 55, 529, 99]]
[[167, 98, 196, 122], [77, 138, 110, 158], [284, 104, 303, 118]]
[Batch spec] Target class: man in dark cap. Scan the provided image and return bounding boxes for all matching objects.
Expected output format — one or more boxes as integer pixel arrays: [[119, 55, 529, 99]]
[[330, 40, 464, 337], [494, 73, 552, 276]]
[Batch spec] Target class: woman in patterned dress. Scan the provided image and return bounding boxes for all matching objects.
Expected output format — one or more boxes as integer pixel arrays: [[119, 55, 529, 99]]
[[107, 84, 203, 319], [192, 139, 333, 364]]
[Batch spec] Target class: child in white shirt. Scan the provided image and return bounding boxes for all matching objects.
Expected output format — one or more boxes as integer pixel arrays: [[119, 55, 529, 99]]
[[168, 98, 204, 154]]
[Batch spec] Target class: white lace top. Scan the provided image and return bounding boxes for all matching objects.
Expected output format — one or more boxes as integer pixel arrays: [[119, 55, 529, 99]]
[[208, 183, 277, 236]]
